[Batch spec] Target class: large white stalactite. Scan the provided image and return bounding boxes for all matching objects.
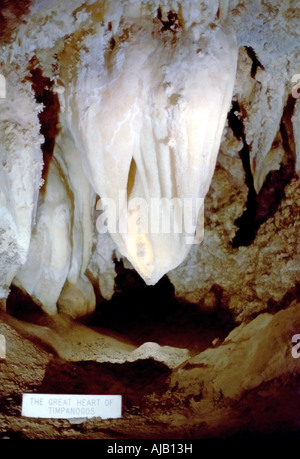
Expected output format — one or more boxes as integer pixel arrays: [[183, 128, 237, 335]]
[[62, 1, 238, 285]]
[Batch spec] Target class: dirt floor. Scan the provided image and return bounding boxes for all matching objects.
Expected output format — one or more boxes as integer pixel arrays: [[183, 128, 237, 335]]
[[0, 280, 299, 440]]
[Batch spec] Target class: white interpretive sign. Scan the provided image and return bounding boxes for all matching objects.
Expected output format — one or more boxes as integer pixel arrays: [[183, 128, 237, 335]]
[[21, 394, 122, 419], [0, 334, 5, 359]]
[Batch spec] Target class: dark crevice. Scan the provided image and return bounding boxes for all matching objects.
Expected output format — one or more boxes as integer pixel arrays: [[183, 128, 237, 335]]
[[91, 259, 236, 355], [228, 101, 257, 247], [157, 7, 181, 34], [27, 60, 60, 192], [245, 46, 265, 79], [249, 283, 300, 320], [109, 36, 116, 50], [6, 284, 45, 320], [229, 95, 297, 248], [0, 392, 22, 416], [7, 265, 237, 359]]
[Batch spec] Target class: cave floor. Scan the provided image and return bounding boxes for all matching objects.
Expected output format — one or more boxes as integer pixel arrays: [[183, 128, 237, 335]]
[[0, 301, 299, 440]]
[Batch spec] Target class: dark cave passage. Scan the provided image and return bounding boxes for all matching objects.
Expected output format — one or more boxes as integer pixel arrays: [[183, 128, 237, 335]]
[[28, 60, 61, 191], [7, 261, 236, 357], [88, 260, 236, 355]]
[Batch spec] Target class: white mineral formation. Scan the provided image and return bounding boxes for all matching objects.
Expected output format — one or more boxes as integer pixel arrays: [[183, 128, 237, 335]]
[[14, 126, 96, 315], [14, 158, 72, 314], [0, 67, 43, 299], [62, 0, 238, 284], [2, 0, 297, 317]]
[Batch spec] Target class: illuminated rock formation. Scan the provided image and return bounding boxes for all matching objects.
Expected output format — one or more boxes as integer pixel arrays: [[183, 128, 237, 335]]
[[0, 0, 298, 316], [61, 1, 238, 284]]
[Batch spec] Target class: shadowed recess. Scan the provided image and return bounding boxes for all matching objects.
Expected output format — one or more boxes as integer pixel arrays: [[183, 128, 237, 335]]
[[28, 61, 60, 191], [245, 46, 265, 79], [91, 259, 236, 355], [228, 96, 297, 248]]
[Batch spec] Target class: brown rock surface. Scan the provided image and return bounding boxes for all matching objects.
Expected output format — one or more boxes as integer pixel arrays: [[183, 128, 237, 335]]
[[168, 177, 300, 322], [0, 302, 299, 439]]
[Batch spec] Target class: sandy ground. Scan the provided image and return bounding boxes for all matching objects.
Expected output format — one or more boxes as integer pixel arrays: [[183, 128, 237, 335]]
[[0, 297, 299, 440]]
